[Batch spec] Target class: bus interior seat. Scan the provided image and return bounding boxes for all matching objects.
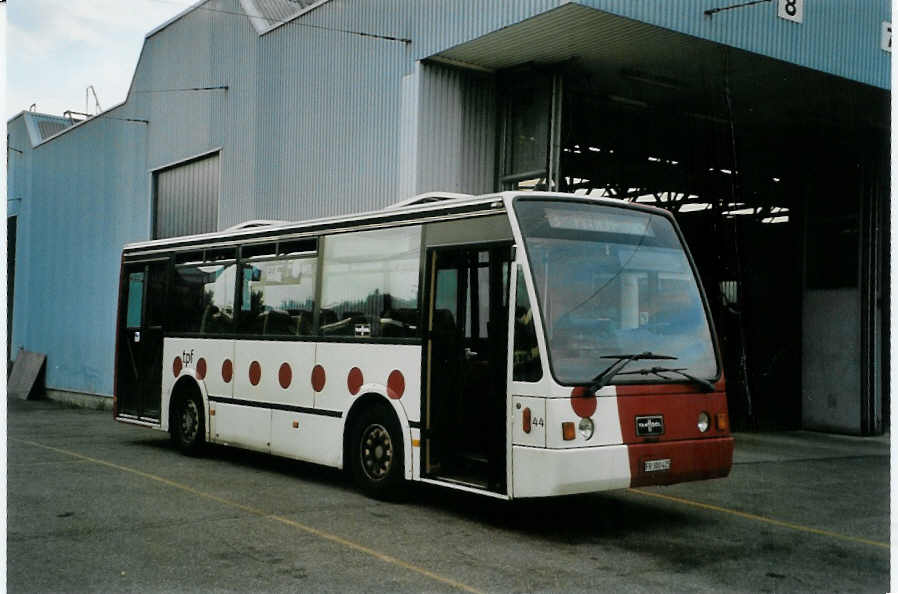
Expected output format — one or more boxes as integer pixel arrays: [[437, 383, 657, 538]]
[[199, 305, 219, 334], [380, 308, 418, 337]]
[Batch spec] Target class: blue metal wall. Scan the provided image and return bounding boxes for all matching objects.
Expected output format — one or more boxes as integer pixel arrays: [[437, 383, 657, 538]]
[[8, 0, 889, 396], [8, 108, 149, 394], [7, 118, 28, 219]]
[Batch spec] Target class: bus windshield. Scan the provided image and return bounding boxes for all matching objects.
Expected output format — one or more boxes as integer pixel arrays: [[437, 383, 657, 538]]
[[514, 198, 718, 386]]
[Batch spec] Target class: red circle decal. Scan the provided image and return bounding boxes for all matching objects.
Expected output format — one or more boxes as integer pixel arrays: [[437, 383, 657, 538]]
[[249, 361, 262, 386], [570, 386, 597, 418], [222, 359, 233, 383], [347, 367, 364, 395], [311, 365, 326, 392], [387, 370, 405, 399], [173, 356, 183, 377], [196, 358, 207, 380], [279, 363, 292, 389]]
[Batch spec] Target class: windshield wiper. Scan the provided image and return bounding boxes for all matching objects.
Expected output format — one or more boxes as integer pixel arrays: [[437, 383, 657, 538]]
[[588, 352, 678, 393], [616, 366, 716, 393]]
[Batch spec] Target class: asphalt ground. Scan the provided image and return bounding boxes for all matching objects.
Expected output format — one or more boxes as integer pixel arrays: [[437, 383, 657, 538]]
[[7, 398, 890, 593]]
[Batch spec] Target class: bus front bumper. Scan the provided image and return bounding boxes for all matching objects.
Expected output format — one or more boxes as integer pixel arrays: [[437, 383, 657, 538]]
[[511, 437, 734, 498]]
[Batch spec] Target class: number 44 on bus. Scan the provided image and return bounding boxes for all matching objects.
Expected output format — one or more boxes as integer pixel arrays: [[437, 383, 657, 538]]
[[115, 192, 733, 500]]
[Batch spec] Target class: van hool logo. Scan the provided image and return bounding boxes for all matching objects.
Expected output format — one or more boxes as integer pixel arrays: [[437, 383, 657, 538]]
[[636, 415, 664, 436]]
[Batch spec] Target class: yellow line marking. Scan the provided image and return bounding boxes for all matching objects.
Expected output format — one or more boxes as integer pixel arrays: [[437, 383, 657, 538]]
[[628, 488, 889, 550], [14, 438, 482, 593], [8, 459, 90, 467]]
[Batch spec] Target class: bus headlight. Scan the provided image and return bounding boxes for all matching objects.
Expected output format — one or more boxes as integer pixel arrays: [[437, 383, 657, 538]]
[[578, 417, 595, 440], [697, 412, 710, 433]]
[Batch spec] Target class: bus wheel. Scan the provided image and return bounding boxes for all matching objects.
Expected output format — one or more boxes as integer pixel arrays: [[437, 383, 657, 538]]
[[350, 404, 404, 499], [171, 392, 205, 455]]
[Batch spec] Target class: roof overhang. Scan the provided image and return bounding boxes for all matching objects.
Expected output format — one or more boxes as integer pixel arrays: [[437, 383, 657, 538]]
[[428, 4, 698, 73], [426, 3, 888, 131]]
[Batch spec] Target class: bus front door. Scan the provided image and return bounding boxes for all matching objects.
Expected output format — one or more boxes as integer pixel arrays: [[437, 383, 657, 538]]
[[116, 261, 165, 422], [424, 245, 510, 493]]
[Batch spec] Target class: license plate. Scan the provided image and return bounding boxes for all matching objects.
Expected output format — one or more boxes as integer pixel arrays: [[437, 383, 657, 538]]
[[644, 458, 671, 472]]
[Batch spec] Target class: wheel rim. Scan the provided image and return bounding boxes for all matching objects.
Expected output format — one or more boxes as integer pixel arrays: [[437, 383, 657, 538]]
[[179, 399, 199, 444], [360, 423, 393, 481]]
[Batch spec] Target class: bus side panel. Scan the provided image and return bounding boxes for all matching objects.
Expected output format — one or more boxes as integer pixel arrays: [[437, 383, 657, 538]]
[[315, 342, 421, 479], [313, 342, 422, 422], [232, 340, 315, 408], [212, 401, 270, 453], [162, 337, 233, 434], [270, 411, 342, 467], [510, 396, 547, 448]]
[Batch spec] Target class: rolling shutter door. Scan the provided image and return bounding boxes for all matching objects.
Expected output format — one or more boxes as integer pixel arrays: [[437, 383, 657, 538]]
[[153, 153, 220, 239]]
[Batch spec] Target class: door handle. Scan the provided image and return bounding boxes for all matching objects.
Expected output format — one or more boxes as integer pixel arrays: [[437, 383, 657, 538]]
[[464, 347, 478, 359], [134, 331, 141, 343]]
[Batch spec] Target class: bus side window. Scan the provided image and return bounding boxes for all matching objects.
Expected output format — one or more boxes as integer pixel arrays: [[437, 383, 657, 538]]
[[320, 226, 421, 339], [170, 257, 236, 335], [126, 272, 144, 328], [513, 267, 542, 382], [238, 256, 317, 337]]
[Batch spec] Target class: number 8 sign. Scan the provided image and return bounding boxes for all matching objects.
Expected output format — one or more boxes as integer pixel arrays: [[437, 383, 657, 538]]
[[778, 0, 803, 23]]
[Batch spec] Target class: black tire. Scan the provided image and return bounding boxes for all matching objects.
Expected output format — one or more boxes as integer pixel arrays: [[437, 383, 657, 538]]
[[350, 404, 405, 500], [171, 391, 205, 456]]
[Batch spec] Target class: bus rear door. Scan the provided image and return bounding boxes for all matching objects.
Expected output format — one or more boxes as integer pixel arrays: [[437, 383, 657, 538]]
[[116, 260, 166, 422]]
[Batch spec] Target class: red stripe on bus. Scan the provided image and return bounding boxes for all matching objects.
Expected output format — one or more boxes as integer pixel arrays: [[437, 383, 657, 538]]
[[627, 438, 734, 487], [616, 391, 730, 443]]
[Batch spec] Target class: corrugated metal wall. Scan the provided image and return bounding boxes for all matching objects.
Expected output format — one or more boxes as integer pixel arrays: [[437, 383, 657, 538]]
[[6, 118, 28, 219], [400, 0, 890, 90], [154, 153, 220, 239], [397, 69, 420, 201], [7, 0, 889, 396], [130, 5, 224, 173], [8, 107, 149, 394], [414, 62, 496, 196], [250, 2, 408, 222], [578, 0, 891, 90], [398, 62, 497, 198]]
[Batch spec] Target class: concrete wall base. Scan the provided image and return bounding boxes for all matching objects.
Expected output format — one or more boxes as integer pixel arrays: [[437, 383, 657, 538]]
[[44, 389, 113, 411]]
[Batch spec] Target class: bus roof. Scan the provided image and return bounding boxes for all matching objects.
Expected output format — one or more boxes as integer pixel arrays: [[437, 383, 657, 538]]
[[123, 191, 671, 255]]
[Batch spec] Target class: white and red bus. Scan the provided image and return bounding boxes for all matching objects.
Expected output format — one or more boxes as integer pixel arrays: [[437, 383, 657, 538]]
[[115, 192, 733, 499]]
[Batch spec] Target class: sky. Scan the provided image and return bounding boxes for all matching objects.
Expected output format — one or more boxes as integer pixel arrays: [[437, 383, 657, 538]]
[[6, 0, 198, 120]]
